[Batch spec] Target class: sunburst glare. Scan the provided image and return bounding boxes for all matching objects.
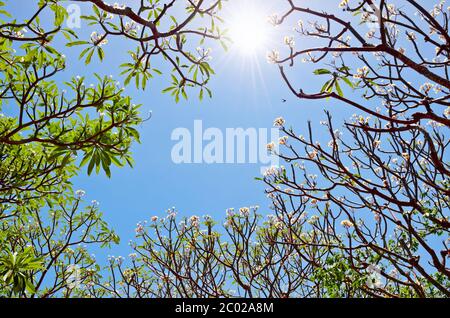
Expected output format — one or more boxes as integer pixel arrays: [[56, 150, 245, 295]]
[[227, 4, 271, 55]]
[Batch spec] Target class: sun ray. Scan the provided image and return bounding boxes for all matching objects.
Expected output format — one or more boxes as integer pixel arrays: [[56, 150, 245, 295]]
[[227, 7, 270, 55]]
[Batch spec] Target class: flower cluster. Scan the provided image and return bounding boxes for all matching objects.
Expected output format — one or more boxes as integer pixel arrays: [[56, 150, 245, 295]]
[[196, 47, 213, 61], [266, 49, 280, 64], [239, 207, 250, 217], [75, 189, 86, 198], [273, 117, 285, 127], [267, 14, 280, 26], [124, 21, 140, 34], [189, 215, 200, 227], [90, 31, 108, 46], [339, 0, 350, 9], [283, 36, 295, 48], [263, 165, 285, 178], [341, 219, 354, 228]]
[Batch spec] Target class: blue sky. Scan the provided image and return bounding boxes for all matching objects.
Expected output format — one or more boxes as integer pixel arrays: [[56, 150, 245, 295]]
[[8, 0, 359, 259]]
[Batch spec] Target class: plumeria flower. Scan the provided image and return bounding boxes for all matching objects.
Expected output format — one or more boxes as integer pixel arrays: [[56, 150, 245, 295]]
[[283, 36, 295, 48], [263, 165, 284, 178], [90, 31, 108, 46], [267, 142, 276, 152], [239, 207, 250, 217], [196, 47, 213, 61], [273, 117, 285, 127], [339, 0, 350, 8], [226, 208, 235, 218], [341, 219, 354, 228], [279, 136, 288, 145], [420, 82, 433, 94], [444, 107, 450, 117], [308, 149, 318, 160], [267, 14, 280, 26], [406, 31, 417, 41], [189, 215, 200, 227], [124, 21, 140, 34], [266, 49, 280, 64], [135, 223, 145, 235], [113, 3, 126, 9], [354, 66, 369, 79], [75, 189, 86, 198]]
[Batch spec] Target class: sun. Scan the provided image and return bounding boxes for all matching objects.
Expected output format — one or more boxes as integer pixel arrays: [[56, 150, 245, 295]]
[[227, 6, 270, 55]]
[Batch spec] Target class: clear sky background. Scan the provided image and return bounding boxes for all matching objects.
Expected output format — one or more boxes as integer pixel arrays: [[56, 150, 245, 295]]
[[9, 0, 362, 259]]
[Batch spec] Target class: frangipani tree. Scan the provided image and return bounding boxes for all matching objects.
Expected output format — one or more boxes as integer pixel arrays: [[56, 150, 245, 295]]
[[262, 0, 450, 297], [83, 207, 317, 298], [1, 0, 448, 299], [91, 0, 450, 298], [0, 0, 225, 296]]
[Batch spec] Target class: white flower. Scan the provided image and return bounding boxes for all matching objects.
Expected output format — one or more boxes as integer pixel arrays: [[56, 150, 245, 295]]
[[226, 208, 235, 218], [308, 149, 318, 160], [274, 117, 285, 127], [75, 189, 86, 198], [406, 32, 417, 41], [354, 66, 369, 79], [90, 31, 108, 46], [263, 165, 284, 178], [308, 215, 319, 224], [373, 212, 381, 223], [339, 0, 349, 8], [135, 223, 144, 235], [113, 3, 126, 9], [116, 256, 124, 265], [279, 136, 288, 145], [267, 14, 279, 26], [239, 207, 250, 217], [196, 47, 213, 61], [189, 215, 200, 227], [420, 82, 433, 94], [366, 30, 375, 39], [124, 21, 140, 33], [283, 36, 295, 48], [366, 270, 383, 289], [444, 107, 450, 117], [266, 49, 280, 64], [387, 4, 396, 15], [341, 219, 354, 228], [13, 30, 25, 38], [167, 208, 177, 219]]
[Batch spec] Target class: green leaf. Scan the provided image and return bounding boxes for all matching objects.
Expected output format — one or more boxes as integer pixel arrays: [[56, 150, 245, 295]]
[[85, 48, 94, 65], [314, 69, 332, 75], [335, 80, 344, 97], [67, 40, 89, 47]]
